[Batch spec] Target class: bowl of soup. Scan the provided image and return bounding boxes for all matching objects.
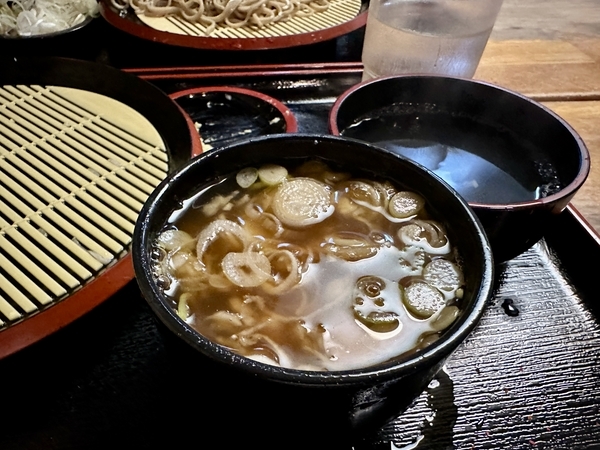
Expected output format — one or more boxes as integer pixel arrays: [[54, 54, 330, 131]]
[[132, 133, 494, 446], [329, 75, 590, 262]]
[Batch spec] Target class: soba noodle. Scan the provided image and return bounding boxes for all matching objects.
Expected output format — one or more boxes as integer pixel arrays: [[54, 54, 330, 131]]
[[153, 161, 465, 371], [111, 0, 331, 34]]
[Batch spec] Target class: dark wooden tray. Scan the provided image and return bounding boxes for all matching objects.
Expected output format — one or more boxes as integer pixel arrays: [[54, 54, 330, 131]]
[[2, 64, 599, 450]]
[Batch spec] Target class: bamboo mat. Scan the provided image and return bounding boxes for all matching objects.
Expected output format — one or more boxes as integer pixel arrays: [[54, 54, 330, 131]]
[[0, 85, 169, 328]]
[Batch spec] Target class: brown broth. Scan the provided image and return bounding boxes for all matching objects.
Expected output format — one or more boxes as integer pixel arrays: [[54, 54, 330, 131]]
[[153, 161, 464, 371]]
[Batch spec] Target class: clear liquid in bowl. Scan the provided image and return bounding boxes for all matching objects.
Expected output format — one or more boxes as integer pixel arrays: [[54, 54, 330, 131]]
[[375, 139, 539, 204], [340, 111, 562, 205]]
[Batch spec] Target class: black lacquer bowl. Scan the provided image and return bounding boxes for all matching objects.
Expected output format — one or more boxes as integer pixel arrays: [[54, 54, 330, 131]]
[[329, 75, 591, 262], [132, 134, 494, 447]]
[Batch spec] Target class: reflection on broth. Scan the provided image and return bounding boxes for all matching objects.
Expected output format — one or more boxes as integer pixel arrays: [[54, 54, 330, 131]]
[[341, 109, 564, 204], [382, 139, 539, 204], [152, 161, 465, 371]]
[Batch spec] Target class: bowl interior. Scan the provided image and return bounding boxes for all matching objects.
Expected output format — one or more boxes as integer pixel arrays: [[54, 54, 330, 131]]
[[133, 134, 494, 385], [170, 87, 297, 151], [331, 76, 589, 208]]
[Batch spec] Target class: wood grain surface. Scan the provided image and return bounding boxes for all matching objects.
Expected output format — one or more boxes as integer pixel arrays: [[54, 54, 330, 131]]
[[469, 0, 600, 234], [490, 0, 600, 41], [475, 39, 600, 100], [543, 101, 600, 233]]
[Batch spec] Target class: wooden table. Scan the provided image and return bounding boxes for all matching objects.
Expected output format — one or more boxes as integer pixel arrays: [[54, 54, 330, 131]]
[[473, 0, 600, 234]]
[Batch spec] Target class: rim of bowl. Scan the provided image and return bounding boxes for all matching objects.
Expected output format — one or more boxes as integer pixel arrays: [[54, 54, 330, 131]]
[[329, 74, 591, 212], [132, 133, 495, 386]]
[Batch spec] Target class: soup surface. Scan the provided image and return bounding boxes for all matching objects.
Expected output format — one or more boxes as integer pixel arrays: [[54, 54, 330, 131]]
[[153, 160, 465, 371], [340, 109, 563, 204]]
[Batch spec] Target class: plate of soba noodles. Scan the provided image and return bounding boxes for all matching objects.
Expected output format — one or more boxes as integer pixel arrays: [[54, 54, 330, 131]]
[[0, 56, 198, 360], [98, 0, 367, 50]]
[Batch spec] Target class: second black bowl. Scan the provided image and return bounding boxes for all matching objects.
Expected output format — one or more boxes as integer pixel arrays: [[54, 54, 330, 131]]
[[330, 75, 591, 262]]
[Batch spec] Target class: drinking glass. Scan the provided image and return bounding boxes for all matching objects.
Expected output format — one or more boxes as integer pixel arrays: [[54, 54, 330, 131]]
[[361, 0, 505, 80]]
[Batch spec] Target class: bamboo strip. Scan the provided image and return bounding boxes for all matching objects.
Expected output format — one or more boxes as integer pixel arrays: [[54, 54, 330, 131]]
[[0, 207, 93, 279], [0, 197, 104, 272], [0, 221, 81, 288]]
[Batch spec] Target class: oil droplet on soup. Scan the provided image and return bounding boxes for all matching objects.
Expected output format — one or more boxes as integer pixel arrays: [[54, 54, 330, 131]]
[[153, 161, 465, 371]]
